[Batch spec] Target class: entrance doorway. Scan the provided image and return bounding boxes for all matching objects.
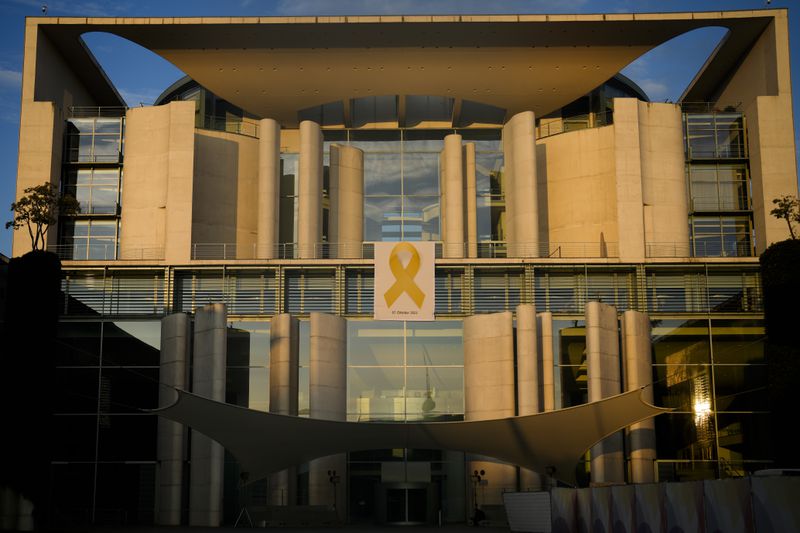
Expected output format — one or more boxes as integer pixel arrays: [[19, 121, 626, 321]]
[[385, 484, 428, 525]]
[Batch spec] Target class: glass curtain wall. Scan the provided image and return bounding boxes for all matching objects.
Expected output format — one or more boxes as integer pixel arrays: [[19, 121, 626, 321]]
[[60, 116, 125, 260], [347, 320, 464, 422], [53, 320, 161, 525], [684, 112, 753, 257], [551, 315, 768, 483]]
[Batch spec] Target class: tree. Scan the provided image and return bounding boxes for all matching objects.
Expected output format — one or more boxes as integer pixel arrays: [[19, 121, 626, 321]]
[[770, 195, 800, 240], [5, 182, 79, 251]]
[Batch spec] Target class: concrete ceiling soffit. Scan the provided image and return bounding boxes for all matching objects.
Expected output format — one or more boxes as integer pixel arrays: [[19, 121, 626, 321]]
[[33, 13, 776, 120], [156, 387, 669, 486]]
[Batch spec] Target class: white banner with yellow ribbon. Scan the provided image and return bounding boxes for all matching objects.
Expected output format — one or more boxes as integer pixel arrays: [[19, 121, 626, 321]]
[[374, 241, 435, 321]]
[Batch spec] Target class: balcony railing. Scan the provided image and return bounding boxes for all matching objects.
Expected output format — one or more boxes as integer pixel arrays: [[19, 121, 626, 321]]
[[537, 110, 613, 139], [189, 241, 620, 260], [49, 244, 165, 261], [646, 242, 755, 258]]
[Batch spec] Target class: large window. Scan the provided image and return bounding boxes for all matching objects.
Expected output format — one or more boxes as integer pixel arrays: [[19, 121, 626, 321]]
[[60, 219, 119, 260], [690, 215, 752, 257], [347, 320, 464, 422], [65, 117, 124, 163], [687, 164, 749, 212], [63, 168, 121, 215], [684, 113, 746, 160]]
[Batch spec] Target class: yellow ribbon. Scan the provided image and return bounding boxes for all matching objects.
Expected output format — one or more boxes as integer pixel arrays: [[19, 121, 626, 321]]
[[383, 242, 426, 309]]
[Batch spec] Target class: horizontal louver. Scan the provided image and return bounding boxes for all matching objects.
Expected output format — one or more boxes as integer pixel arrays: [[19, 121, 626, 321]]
[[285, 270, 336, 314], [62, 272, 165, 316], [345, 269, 374, 315], [473, 269, 524, 314], [225, 271, 278, 315]]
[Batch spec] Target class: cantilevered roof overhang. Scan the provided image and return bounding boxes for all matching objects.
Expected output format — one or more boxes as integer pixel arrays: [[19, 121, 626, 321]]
[[156, 387, 669, 486], [29, 11, 779, 126]]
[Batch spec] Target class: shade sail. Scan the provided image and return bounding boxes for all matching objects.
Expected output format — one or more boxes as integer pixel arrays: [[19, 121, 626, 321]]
[[155, 387, 668, 486]]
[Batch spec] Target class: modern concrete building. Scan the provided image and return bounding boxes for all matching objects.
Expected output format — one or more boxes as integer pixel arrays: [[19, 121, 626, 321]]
[[5, 9, 798, 527]]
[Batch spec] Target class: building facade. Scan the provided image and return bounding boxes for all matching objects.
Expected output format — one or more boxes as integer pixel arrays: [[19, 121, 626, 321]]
[[7, 9, 799, 527]]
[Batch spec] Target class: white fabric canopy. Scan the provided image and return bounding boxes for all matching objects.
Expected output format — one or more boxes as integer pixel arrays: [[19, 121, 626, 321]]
[[156, 388, 668, 486]]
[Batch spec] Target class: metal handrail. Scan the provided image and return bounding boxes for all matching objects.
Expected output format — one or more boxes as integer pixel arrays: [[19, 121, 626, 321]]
[[188, 241, 620, 260]]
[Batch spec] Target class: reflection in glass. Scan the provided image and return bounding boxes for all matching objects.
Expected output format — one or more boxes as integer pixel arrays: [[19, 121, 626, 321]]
[[348, 321, 404, 366], [651, 319, 710, 365], [710, 319, 765, 364], [348, 367, 405, 421], [553, 321, 586, 408], [406, 322, 463, 366]]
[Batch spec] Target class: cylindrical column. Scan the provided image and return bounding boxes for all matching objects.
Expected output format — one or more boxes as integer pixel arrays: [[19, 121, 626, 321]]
[[464, 143, 478, 258], [157, 313, 189, 525], [329, 145, 364, 259], [586, 301, 624, 485], [464, 312, 517, 508], [257, 118, 281, 259], [537, 312, 555, 412], [190, 303, 227, 526], [297, 120, 323, 259], [269, 313, 299, 505], [442, 134, 465, 258], [516, 304, 543, 490], [309, 313, 347, 521], [622, 310, 656, 483], [502, 111, 538, 257]]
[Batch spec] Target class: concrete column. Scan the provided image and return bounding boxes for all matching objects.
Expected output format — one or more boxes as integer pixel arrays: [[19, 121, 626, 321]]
[[502, 111, 538, 258], [586, 302, 624, 485], [309, 313, 347, 521], [157, 313, 189, 525], [297, 120, 323, 259], [269, 313, 299, 505], [442, 134, 465, 258], [464, 312, 517, 505], [537, 312, 556, 412], [516, 305, 543, 490], [257, 118, 281, 259], [329, 145, 364, 259], [622, 310, 656, 483], [463, 143, 478, 258], [190, 304, 227, 526]]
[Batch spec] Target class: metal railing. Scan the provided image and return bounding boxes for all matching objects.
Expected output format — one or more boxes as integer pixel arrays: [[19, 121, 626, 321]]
[[68, 106, 127, 118], [49, 244, 164, 261], [536, 110, 613, 139], [189, 241, 620, 260], [200, 116, 259, 138], [646, 242, 754, 258]]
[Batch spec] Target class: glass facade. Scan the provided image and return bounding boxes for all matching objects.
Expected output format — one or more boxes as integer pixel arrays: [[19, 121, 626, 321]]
[[684, 112, 754, 257], [53, 320, 161, 524], [59, 116, 125, 260]]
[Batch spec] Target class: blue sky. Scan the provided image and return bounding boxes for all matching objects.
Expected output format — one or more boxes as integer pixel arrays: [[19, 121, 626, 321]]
[[0, 0, 798, 256]]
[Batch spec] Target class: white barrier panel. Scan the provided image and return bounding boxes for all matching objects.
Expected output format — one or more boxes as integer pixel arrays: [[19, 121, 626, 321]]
[[576, 488, 591, 533], [591, 486, 612, 533], [550, 488, 576, 533], [611, 485, 635, 533], [503, 492, 552, 533], [665, 480, 704, 533], [751, 476, 800, 533], [704, 478, 753, 533], [634, 483, 664, 533]]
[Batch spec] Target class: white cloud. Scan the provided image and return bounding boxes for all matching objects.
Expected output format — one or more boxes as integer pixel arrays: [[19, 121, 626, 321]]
[[0, 68, 22, 90], [637, 79, 670, 101]]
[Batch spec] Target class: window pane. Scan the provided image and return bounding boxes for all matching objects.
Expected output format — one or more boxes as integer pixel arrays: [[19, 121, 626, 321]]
[[711, 319, 765, 364], [402, 196, 439, 241], [365, 196, 403, 241], [348, 367, 405, 421], [348, 321, 404, 366], [652, 319, 710, 365], [403, 152, 439, 196], [405, 366, 463, 420], [363, 153, 401, 195], [102, 321, 161, 366], [406, 321, 463, 366]]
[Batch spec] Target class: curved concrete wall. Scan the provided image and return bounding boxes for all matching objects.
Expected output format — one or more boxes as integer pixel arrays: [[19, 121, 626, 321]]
[[503, 111, 538, 257], [536, 124, 618, 250], [464, 312, 517, 505], [192, 129, 259, 255]]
